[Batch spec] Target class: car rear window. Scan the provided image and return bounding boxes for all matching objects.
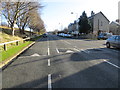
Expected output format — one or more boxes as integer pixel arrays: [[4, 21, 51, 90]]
[[116, 36, 120, 40]]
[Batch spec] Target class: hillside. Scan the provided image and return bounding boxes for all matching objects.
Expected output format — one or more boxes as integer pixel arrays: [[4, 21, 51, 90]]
[[0, 31, 23, 43]]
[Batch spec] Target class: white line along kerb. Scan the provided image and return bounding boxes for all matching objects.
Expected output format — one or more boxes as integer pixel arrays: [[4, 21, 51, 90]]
[[48, 74, 52, 89]]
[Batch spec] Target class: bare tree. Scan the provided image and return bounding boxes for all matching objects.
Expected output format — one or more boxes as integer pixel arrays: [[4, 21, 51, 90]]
[[16, 8, 30, 34], [2, 2, 41, 36], [28, 9, 45, 34]]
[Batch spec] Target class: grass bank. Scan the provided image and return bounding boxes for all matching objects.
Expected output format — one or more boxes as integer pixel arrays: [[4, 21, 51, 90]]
[[1, 41, 33, 62]]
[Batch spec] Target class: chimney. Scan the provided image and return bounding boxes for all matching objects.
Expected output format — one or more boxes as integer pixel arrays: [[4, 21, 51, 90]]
[[91, 11, 95, 16]]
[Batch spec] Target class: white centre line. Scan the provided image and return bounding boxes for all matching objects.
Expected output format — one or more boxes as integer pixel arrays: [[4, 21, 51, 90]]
[[48, 74, 52, 89], [56, 48, 60, 53], [104, 60, 120, 69], [48, 47, 50, 55], [48, 59, 50, 66], [47, 38, 52, 89]]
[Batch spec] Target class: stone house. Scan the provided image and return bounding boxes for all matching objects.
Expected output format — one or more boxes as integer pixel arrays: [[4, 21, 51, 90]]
[[109, 21, 120, 35], [89, 11, 110, 36], [68, 20, 79, 35]]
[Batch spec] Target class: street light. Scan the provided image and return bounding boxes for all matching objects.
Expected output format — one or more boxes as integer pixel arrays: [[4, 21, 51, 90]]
[[71, 12, 78, 20], [71, 12, 79, 38], [59, 23, 63, 31]]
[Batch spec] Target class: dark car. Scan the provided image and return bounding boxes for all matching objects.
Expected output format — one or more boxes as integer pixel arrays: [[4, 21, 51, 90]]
[[106, 35, 120, 48], [42, 33, 47, 38]]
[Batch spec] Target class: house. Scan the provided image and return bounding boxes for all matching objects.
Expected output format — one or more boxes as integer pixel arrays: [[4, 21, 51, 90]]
[[109, 21, 120, 35], [68, 20, 79, 35], [89, 11, 110, 36]]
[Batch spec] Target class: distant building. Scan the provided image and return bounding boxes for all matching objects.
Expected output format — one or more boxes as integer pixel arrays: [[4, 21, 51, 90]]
[[89, 11, 110, 35], [68, 20, 79, 35], [109, 21, 120, 35]]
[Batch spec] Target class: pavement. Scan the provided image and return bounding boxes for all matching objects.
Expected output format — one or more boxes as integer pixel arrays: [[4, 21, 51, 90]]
[[2, 34, 120, 88]]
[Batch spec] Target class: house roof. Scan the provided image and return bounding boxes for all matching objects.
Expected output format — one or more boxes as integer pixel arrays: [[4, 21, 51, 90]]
[[89, 11, 110, 22], [111, 21, 120, 26]]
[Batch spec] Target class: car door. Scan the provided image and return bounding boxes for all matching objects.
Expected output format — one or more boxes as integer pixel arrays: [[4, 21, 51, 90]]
[[109, 36, 116, 47], [115, 36, 120, 48]]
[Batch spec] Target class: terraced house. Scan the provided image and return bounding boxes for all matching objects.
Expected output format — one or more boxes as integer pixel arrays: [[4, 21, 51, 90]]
[[89, 11, 110, 35], [109, 21, 120, 35]]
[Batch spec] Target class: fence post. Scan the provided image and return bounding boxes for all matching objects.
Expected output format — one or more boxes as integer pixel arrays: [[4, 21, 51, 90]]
[[16, 41, 19, 46], [4, 44, 7, 51]]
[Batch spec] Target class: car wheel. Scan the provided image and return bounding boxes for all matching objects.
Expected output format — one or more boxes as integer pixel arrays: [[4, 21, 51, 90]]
[[106, 42, 110, 48]]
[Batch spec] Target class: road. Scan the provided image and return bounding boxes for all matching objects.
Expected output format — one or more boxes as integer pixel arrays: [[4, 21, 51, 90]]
[[2, 35, 120, 88]]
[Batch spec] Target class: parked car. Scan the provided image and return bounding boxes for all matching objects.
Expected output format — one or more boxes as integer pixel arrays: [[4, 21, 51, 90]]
[[57, 33, 72, 38], [42, 33, 47, 38], [106, 35, 120, 48], [97, 32, 112, 40]]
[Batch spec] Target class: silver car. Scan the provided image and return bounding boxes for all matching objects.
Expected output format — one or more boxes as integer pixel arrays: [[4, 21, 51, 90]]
[[106, 35, 120, 48]]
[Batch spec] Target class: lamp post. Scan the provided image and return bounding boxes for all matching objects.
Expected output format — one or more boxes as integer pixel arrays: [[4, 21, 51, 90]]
[[71, 12, 79, 38], [59, 23, 63, 31], [71, 12, 78, 20]]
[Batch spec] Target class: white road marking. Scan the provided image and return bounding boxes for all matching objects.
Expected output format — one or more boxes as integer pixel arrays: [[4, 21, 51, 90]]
[[48, 74, 52, 89], [31, 53, 40, 56], [18, 55, 47, 58], [48, 59, 50, 66], [104, 60, 120, 69], [80, 49, 89, 53], [66, 50, 73, 53], [74, 48, 80, 52], [48, 47, 50, 55], [47, 38, 49, 48], [64, 41, 71, 45], [56, 48, 60, 53]]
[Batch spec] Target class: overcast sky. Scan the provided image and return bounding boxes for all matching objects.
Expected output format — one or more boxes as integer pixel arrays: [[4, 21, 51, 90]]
[[41, 0, 120, 32]]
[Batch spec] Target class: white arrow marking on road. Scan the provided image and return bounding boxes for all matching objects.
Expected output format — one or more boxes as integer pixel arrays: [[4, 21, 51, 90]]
[[31, 53, 40, 56], [48, 74, 52, 89]]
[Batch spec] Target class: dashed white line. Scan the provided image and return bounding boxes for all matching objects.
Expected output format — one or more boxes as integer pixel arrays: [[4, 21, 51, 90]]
[[48, 59, 50, 66], [47, 38, 52, 90], [56, 48, 60, 53], [104, 60, 120, 69], [48, 74, 52, 89], [48, 47, 50, 55]]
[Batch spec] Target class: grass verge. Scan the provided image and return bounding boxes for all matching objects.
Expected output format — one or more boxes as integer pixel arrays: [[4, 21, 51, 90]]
[[1, 41, 33, 62]]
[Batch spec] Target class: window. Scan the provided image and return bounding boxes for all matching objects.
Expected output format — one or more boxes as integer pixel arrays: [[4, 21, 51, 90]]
[[101, 21, 103, 26]]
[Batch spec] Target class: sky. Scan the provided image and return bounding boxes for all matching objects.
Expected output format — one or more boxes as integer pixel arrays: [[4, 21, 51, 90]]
[[40, 0, 120, 32]]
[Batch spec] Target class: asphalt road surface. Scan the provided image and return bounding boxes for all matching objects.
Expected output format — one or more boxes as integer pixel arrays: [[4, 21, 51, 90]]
[[2, 35, 120, 88]]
